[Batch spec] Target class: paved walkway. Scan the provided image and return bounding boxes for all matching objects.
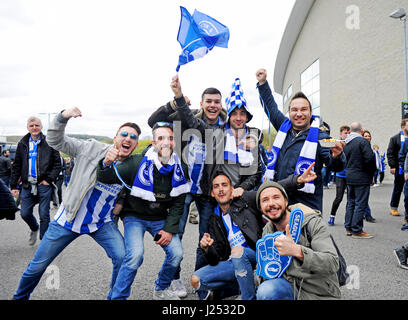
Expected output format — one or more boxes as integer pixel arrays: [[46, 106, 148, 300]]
[[0, 181, 407, 300]]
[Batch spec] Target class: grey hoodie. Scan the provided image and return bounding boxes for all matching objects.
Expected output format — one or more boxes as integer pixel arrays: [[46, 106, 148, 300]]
[[345, 131, 361, 144], [47, 113, 111, 223]]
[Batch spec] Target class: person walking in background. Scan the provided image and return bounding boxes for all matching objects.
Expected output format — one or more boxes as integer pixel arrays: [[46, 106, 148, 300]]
[[379, 152, 386, 184], [400, 142, 408, 231], [343, 123, 376, 238], [361, 130, 376, 222], [10, 116, 61, 245], [328, 125, 350, 226], [64, 157, 74, 187], [372, 144, 381, 187], [0, 149, 12, 188], [386, 120, 408, 217], [52, 152, 66, 208]]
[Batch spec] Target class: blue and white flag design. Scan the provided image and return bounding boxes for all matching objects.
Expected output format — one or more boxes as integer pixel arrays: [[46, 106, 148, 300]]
[[131, 147, 189, 201], [176, 6, 230, 72], [28, 136, 41, 179], [215, 206, 249, 249], [225, 78, 247, 115], [256, 207, 303, 279], [186, 135, 205, 194], [54, 182, 122, 234], [264, 116, 319, 194], [400, 131, 405, 175]]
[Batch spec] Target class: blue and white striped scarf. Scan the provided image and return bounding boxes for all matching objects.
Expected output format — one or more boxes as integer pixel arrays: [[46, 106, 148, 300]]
[[131, 147, 189, 201], [400, 131, 405, 175], [224, 124, 254, 167], [187, 116, 224, 194], [264, 116, 319, 194], [28, 136, 41, 179], [186, 135, 205, 194]]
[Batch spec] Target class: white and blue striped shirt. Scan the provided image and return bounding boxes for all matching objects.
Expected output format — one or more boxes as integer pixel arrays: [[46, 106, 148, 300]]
[[54, 181, 122, 234]]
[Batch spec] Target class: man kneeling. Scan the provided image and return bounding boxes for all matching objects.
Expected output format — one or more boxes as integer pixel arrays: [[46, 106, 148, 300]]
[[255, 181, 341, 300], [191, 167, 316, 300]]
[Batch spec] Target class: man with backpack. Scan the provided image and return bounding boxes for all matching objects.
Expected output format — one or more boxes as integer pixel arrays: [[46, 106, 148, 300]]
[[255, 181, 343, 300]]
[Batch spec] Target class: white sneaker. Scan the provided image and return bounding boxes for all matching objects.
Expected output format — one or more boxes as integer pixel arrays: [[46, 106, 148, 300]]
[[153, 288, 180, 300], [28, 229, 39, 246], [170, 279, 187, 298]]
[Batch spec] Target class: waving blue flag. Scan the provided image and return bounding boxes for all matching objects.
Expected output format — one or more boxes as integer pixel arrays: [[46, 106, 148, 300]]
[[176, 6, 230, 71]]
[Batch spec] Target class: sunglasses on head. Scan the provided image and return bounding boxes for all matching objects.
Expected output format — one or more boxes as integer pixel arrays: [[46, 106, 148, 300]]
[[153, 122, 173, 130], [120, 132, 138, 140]]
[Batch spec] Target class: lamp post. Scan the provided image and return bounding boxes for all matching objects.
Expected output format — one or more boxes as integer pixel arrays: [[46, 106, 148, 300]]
[[390, 8, 408, 101]]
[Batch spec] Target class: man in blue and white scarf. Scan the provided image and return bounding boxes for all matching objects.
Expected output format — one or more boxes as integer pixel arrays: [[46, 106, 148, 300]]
[[97, 122, 189, 300], [256, 68, 346, 211], [10, 116, 61, 245]]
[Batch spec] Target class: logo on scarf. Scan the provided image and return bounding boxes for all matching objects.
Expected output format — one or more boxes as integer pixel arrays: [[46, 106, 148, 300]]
[[268, 148, 278, 168], [295, 160, 313, 175], [138, 161, 153, 187]]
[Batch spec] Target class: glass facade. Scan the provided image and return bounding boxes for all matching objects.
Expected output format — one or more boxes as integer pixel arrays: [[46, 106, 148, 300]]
[[301, 59, 320, 115]]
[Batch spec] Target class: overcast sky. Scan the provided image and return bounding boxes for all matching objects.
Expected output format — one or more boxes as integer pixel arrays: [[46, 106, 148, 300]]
[[0, 0, 295, 139]]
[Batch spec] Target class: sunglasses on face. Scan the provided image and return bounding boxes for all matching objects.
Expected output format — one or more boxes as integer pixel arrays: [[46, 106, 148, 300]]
[[120, 132, 138, 140]]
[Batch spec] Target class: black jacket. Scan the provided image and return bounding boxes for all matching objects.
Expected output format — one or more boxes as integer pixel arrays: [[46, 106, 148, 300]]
[[0, 155, 11, 178], [387, 132, 402, 170], [10, 132, 61, 190], [0, 178, 18, 220], [176, 96, 263, 196], [343, 134, 376, 185], [148, 99, 228, 193], [203, 174, 302, 266], [96, 153, 186, 234]]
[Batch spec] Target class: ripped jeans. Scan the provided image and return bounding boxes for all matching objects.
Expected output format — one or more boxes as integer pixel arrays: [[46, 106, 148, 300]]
[[193, 246, 256, 300]]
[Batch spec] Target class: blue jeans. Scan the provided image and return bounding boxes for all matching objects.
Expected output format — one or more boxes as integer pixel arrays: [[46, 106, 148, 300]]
[[364, 204, 372, 218], [13, 220, 125, 300], [110, 216, 183, 300], [403, 181, 408, 221], [20, 184, 52, 239], [256, 277, 294, 300], [345, 184, 370, 234], [193, 247, 257, 300], [176, 193, 214, 273]]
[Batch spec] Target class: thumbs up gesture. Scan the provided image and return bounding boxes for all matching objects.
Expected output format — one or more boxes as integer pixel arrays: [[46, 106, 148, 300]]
[[274, 224, 304, 261], [104, 146, 119, 167]]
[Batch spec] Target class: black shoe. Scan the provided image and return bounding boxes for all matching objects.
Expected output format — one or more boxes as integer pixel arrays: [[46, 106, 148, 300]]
[[365, 216, 376, 223], [394, 247, 408, 270]]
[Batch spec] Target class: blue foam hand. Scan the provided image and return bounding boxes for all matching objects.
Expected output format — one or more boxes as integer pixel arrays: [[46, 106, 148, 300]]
[[256, 207, 304, 279], [288, 207, 304, 244], [256, 232, 291, 279]]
